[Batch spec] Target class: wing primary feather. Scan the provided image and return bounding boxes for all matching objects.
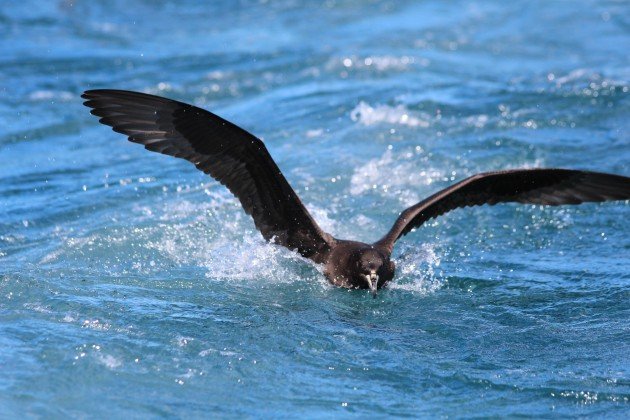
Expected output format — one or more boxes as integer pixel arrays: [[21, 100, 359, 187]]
[[376, 169, 630, 253], [82, 89, 335, 262]]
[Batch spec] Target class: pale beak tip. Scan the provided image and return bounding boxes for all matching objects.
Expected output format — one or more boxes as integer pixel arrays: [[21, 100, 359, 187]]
[[369, 283, 378, 298], [364, 273, 379, 299]]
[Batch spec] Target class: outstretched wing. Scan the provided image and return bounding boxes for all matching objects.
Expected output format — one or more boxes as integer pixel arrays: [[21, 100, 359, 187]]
[[376, 168, 630, 253], [82, 89, 335, 262]]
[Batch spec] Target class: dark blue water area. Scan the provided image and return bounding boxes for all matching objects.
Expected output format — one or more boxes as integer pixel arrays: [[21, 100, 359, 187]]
[[1, 0, 629, 417]]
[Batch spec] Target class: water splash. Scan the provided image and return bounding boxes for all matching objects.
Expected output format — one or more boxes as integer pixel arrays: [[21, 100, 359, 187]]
[[40, 195, 325, 284], [388, 243, 445, 294], [349, 148, 446, 206], [350, 101, 431, 127]]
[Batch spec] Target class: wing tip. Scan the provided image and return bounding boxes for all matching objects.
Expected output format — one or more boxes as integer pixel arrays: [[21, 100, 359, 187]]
[[81, 89, 141, 103], [82, 89, 111, 100]]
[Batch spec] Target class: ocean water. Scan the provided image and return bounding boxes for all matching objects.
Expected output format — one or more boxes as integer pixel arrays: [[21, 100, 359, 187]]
[[1, 0, 629, 417]]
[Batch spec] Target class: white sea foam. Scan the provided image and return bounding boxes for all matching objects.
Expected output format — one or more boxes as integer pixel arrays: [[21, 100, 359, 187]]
[[307, 204, 339, 236], [39, 248, 64, 264], [28, 90, 74, 101], [176, 336, 193, 347], [198, 348, 217, 357], [350, 101, 430, 127], [96, 354, 122, 369], [306, 128, 324, 138], [552, 68, 589, 86], [353, 214, 377, 229], [81, 319, 111, 331], [23, 303, 52, 314], [62, 313, 77, 323], [349, 148, 446, 206]]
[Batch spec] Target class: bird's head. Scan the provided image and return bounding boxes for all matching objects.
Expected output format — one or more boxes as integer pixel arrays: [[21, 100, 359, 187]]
[[353, 248, 387, 298]]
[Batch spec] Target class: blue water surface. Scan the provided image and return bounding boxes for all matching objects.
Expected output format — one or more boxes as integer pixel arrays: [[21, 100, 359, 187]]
[[1, 0, 629, 417]]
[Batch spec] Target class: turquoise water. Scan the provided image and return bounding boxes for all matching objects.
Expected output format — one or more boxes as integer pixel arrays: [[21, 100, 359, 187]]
[[1, 0, 629, 417]]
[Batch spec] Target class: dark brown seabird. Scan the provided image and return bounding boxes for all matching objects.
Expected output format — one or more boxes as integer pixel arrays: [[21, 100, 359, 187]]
[[82, 90, 630, 297]]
